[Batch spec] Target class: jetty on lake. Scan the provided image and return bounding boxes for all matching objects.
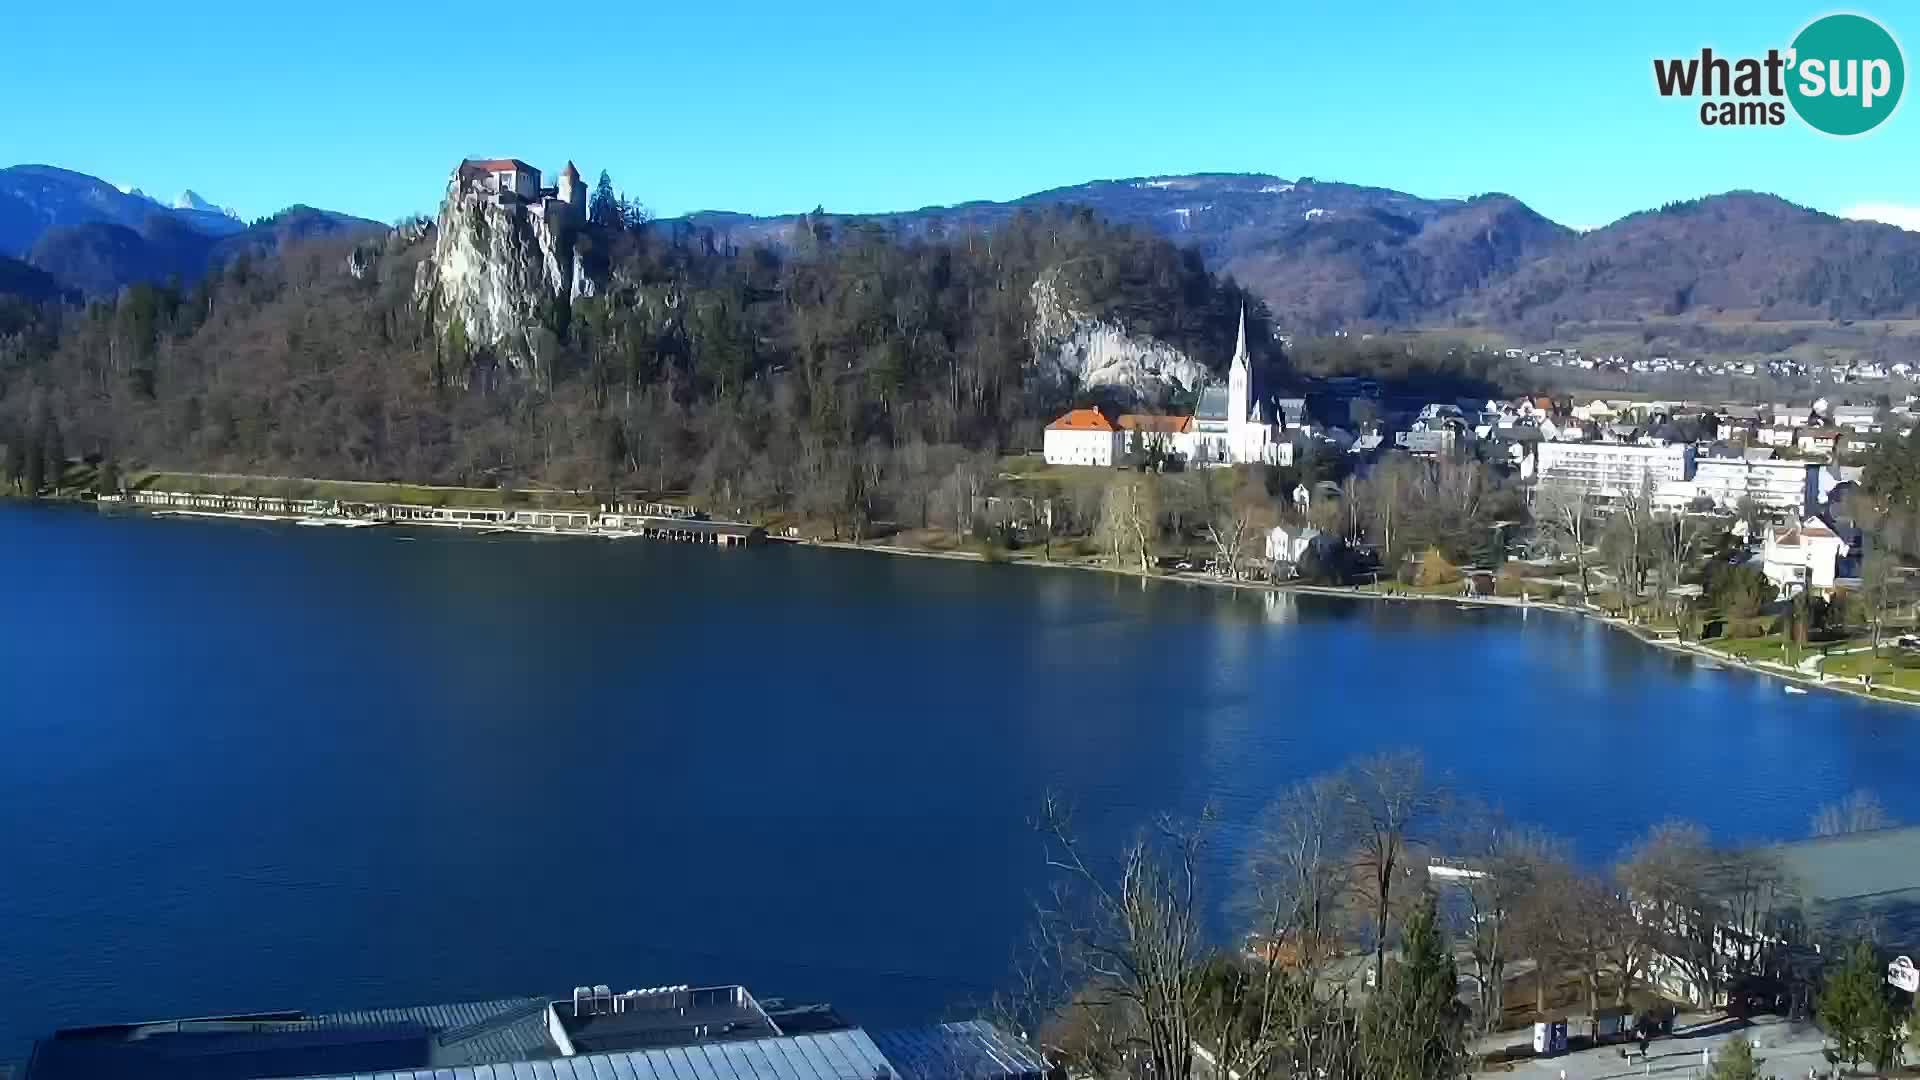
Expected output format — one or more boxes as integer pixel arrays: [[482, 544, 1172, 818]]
[[121, 490, 765, 547]]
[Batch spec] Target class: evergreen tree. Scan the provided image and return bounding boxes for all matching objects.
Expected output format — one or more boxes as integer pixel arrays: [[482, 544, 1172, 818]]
[[589, 171, 621, 230], [22, 435, 44, 497], [94, 452, 120, 497], [1708, 1034, 1764, 1080], [1818, 940, 1892, 1071], [40, 419, 64, 494], [1365, 889, 1465, 1080], [2, 430, 22, 492]]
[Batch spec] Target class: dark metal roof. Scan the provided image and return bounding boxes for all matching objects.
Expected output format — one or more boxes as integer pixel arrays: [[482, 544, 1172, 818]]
[[286, 1028, 895, 1080], [867, 1023, 1053, 1080], [1768, 826, 1920, 952], [23, 997, 555, 1080], [1195, 386, 1229, 423]]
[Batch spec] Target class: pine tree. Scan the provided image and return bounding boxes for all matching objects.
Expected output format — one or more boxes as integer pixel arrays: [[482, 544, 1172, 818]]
[[1709, 1034, 1762, 1080], [94, 453, 120, 496], [1817, 940, 1891, 1071], [589, 171, 621, 230], [2, 430, 22, 492], [40, 419, 64, 494], [1365, 889, 1464, 1080], [22, 434, 44, 496]]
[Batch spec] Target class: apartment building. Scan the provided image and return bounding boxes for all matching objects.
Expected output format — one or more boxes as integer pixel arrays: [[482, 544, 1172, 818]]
[[1535, 441, 1694, 499]]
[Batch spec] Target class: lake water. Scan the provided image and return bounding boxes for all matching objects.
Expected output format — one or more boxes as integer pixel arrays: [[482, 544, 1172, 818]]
[[3, 503, 1919, 1057]]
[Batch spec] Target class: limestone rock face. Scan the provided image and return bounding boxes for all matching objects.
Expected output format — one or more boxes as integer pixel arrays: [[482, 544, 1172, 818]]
[[413, 173, 593, 371], [1028, 266, 1212, 403]]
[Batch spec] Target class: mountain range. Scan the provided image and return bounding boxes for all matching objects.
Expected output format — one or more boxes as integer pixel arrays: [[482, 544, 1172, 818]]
[[684, 173, 1920, 341], [0, 165, 381, 297], [9, 162, 1920, 357]]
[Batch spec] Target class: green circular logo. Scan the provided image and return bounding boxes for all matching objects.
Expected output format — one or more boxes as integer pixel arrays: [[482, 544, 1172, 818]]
[[1787, 13, 1905, 136]]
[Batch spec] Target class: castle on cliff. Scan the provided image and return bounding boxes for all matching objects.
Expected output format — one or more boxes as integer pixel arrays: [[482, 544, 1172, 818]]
[[455, 158, 585, 222]]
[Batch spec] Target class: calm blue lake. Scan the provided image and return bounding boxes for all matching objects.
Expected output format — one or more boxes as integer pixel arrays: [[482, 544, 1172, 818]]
[[2, 503, 1918, 1058]]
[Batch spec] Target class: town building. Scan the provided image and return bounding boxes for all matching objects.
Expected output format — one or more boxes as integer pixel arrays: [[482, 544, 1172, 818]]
[[1042, 408, 1123, 467], [1761, 514, 1852, 596], [1689, 456, 1816, 513], [1116, 413, 1195, 464], [1829, 404, 1880, 433], [1535, 441, 1694, 499], [1266, 523, 1324, 572], [1800, 428, 1843, 458]]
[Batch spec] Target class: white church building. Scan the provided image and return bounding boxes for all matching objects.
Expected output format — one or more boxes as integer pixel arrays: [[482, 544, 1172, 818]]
[[1186, 307, 1287, 467], [1041, 307, 1288, 469]]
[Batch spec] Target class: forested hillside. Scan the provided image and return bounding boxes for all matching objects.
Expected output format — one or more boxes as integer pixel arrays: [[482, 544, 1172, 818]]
[[0, 201, 1270, 530], [1466, 193, 1920, 331]]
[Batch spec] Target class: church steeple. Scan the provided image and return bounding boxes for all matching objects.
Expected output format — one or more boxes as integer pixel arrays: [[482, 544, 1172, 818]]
[[1228, 304, 1251, 426]]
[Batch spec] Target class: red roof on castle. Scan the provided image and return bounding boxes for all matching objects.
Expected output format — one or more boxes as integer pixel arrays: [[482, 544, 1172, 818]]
[[460, 158, 538, 176]]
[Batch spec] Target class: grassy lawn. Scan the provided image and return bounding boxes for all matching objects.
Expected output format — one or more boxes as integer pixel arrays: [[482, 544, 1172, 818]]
[[1820, 650, 1920, 693], [1710, 635, 1793, 664]]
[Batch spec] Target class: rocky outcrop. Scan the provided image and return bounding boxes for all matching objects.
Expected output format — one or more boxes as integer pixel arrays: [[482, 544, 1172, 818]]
[[1028, 266, 1213, 403], [413, 174, 594, 371]]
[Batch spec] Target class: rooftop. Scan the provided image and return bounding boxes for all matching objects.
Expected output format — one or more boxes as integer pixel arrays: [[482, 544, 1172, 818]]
[[16, 984, 1052, 1080], [298, 1029, 899, 1080], [1044, 407, 1115, 432], [554, 985, 779, 1054], [23, 997, 554, 1080], [1116, 413, 1192, 434], [1768, 825, 1920, 952]]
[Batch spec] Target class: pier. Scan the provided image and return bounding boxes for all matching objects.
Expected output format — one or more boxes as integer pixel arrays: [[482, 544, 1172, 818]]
[[122, 490, 764, 547]]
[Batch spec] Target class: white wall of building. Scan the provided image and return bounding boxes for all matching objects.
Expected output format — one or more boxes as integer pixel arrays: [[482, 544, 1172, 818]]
[[1535, 442, 1694, 498], [1043, 427, 1122, 468]]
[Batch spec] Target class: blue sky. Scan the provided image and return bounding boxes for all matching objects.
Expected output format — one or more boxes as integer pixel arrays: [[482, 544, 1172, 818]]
[[5, 1, 1915, 229]]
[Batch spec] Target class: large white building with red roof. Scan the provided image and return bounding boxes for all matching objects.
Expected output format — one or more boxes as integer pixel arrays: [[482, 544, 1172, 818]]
[[1042, 408, 1124, 467]]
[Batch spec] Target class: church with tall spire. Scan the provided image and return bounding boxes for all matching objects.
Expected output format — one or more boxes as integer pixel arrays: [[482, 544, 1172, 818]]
[[1192, 306, 1286, 466], [1041, 305, 1290, 469]]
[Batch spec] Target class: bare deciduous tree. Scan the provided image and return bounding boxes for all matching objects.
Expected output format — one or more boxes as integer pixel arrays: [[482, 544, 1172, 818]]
[[1812, 789, 1895, 837], [1534, 484, 1595, 600], [1342, 750, 1444, 992], [1098, 474, 1159, 574], [1442, 807, 1570, 1032], [1032, 794, 1210, 1080]]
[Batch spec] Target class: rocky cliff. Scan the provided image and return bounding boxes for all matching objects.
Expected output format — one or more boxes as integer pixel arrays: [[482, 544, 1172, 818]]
[[1028, 266, 1214, 403], [413, 174, 596, 371]]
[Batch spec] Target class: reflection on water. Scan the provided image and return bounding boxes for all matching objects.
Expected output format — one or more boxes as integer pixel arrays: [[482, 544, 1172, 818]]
[[0, 504, 1917, 1055]]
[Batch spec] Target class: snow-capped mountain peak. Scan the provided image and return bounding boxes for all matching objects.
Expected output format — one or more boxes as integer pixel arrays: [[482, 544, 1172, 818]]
[[174, 189, 240, 219]]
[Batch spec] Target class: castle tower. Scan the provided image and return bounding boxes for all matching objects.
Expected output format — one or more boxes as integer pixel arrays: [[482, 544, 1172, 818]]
[[558, 161, 585, 219], [1227, 304, 1252, 427]]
